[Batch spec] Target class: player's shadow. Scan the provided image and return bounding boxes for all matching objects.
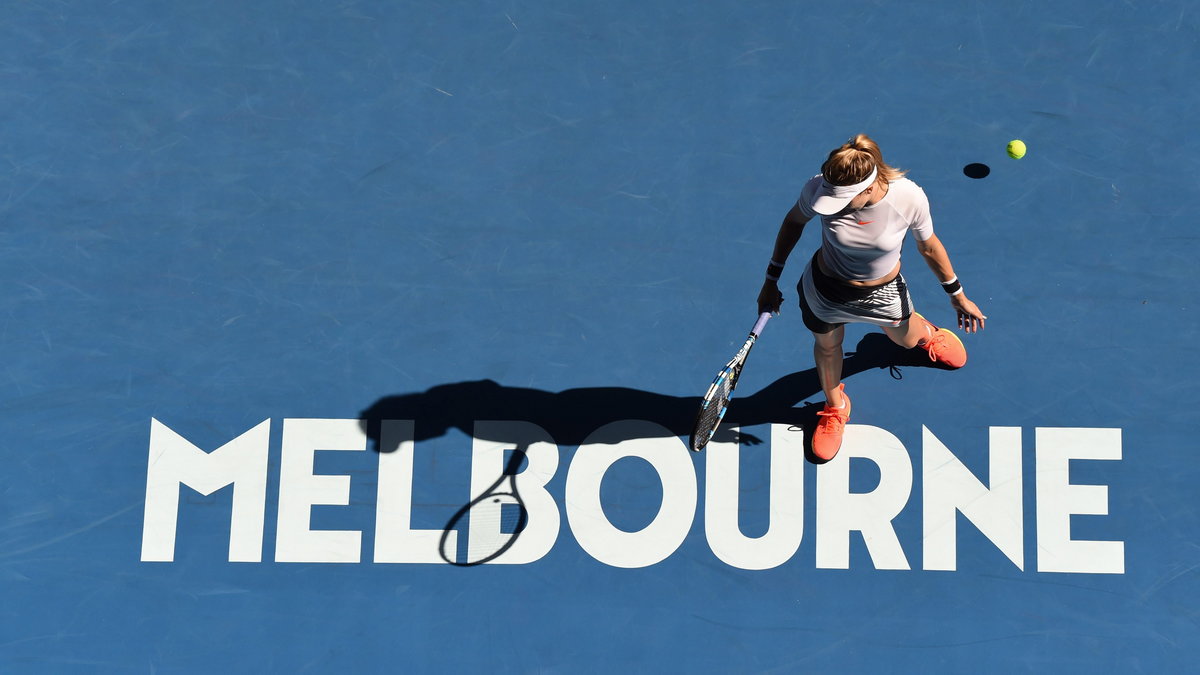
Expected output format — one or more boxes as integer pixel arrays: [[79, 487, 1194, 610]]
[[359, 332, 947, 463]]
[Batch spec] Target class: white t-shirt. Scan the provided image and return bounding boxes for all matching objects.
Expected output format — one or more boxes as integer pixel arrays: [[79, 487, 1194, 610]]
[[795, 175, 935, 281]]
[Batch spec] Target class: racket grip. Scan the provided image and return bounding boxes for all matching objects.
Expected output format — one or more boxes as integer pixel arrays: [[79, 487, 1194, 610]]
[[752, 311, 771, 336]]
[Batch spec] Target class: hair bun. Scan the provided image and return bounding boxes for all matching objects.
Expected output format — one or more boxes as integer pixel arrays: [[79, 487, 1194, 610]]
[[821, 134, 907, 185]]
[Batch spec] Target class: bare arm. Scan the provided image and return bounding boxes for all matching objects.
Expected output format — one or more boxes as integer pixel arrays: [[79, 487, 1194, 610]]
[[770, 204, 809, 263], [758, 204, 810, 314], [916, 234, 987, 333]]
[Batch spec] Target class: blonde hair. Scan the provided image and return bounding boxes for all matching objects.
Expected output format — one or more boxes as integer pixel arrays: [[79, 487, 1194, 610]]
[[820, 134, 906, 186]]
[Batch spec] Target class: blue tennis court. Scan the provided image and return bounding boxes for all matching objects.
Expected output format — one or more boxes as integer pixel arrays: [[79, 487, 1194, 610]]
[[2, 1, 1197, 671]]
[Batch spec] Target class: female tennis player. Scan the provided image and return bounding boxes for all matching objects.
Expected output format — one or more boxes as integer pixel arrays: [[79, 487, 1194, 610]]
[[757, 134, 986, 460]]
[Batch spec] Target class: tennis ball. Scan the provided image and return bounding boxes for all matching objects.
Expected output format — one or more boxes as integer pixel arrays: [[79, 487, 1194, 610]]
[[1007, 139, 1027, 159]]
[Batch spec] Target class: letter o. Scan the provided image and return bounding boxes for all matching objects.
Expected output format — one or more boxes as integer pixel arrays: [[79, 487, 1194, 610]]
[[566, 421, 697, 568]]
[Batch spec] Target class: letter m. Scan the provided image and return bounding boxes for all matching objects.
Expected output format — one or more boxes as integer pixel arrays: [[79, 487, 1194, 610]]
[[141, 419, 270, 562]]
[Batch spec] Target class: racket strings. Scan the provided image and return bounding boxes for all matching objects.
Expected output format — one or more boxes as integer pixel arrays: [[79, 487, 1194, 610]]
[[691, 372, 736, 450]]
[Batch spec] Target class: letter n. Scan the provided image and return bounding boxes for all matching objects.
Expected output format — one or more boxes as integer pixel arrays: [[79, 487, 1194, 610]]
[[141, 419, 270, 562], [922, 426, 1023, 571]]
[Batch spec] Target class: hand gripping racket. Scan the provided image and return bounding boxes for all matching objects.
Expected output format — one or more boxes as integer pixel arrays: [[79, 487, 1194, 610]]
[[689, 312, 772, 452]]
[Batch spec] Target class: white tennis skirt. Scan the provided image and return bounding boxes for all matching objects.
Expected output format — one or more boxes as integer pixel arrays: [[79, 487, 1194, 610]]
[[798, 251, 914, 332]]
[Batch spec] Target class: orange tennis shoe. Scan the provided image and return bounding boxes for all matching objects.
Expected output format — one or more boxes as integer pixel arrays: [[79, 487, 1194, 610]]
[[812, 383, 851, 461], [912, 312, 967, 369]]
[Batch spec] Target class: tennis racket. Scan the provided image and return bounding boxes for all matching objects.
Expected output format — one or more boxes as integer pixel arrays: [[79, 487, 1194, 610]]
[[689, 312, 772, 452], [438, 449, 529, 566]]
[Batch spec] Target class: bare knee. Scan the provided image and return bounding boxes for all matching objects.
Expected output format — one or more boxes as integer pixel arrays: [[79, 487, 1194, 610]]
[[812, 331, 844, 360], [814, 341, 841, 359], [884, 320, 924, 349]]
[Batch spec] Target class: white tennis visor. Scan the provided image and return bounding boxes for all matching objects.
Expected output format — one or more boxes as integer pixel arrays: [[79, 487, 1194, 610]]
[[810, 166, 878, 215]]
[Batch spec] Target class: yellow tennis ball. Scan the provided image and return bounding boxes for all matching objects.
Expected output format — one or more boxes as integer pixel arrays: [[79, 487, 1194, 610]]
[[1007, 139, 1027, 159]]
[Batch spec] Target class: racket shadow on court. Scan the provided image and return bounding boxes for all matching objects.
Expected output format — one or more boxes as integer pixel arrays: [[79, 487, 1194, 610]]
[[437, 445, 530, 566], [359, 331, 945, 455]]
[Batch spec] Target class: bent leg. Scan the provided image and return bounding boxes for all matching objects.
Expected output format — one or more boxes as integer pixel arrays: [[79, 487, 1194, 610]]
[[883, 314, 931, 349], [884, 312, 967, 368]]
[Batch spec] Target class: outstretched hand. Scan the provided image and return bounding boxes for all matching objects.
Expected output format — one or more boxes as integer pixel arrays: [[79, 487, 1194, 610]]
[[951, 294, 987, 333]]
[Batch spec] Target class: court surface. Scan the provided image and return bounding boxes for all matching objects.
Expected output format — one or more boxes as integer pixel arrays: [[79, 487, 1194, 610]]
[[2, 1, 1198, 672]]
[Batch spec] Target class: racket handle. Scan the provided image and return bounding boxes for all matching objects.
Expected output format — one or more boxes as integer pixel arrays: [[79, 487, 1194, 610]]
[[752, 311, 771, 337]]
